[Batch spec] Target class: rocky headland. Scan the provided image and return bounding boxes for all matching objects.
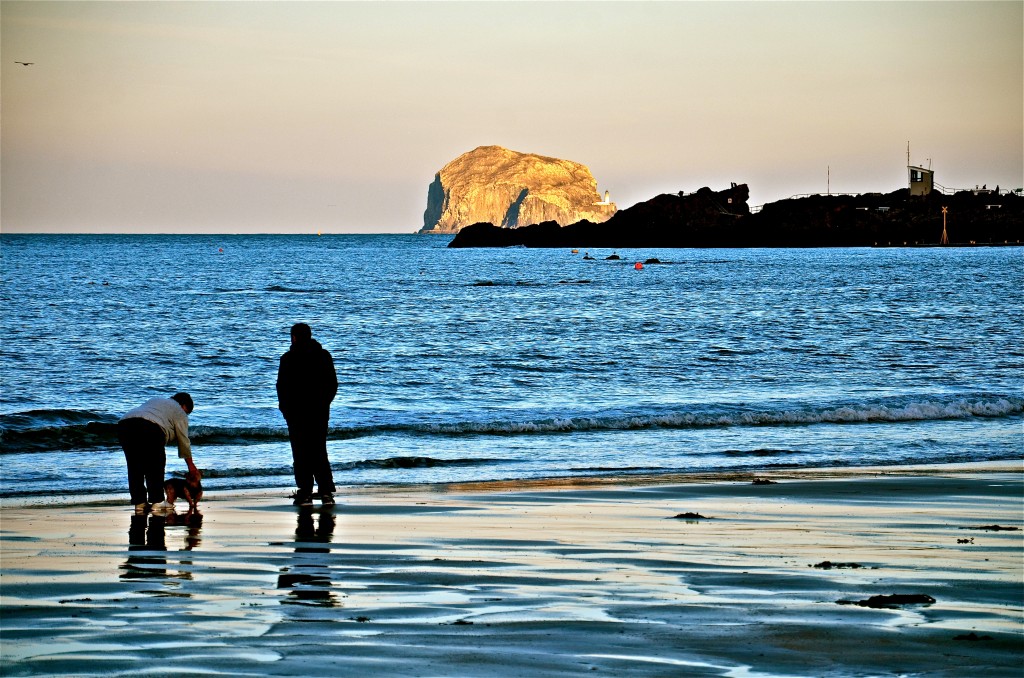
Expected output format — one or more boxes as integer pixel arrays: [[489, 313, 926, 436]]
[[448, 184, 1023, 248], [419, 146, 616, 234]]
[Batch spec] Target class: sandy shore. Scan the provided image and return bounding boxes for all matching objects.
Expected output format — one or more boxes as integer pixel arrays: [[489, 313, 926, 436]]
[[1, 462, 1022, 677]]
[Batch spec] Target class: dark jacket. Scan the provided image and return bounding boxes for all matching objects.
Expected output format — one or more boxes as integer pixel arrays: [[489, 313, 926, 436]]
[[276, 338, 338, 422]]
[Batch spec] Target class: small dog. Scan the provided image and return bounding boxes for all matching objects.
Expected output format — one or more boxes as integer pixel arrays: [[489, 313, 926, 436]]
[[164, 470, 203, 510]]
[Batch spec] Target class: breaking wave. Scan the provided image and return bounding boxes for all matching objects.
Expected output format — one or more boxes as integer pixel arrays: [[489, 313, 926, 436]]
[[2, 394, 1020, 455]]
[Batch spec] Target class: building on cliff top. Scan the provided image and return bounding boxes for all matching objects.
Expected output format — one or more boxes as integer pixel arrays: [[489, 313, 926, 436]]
[[908, 165, 934, 197]]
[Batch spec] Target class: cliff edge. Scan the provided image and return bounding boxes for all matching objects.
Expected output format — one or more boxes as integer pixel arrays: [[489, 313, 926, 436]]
[[420, 146, 616, 234]]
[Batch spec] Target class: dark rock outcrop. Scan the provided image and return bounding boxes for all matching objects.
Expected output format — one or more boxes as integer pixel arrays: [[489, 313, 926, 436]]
[[448, 184, 1023, 248], [450, 184, 749, 248], [837, 594, 936, 608], [746, 189, 1022, 247]]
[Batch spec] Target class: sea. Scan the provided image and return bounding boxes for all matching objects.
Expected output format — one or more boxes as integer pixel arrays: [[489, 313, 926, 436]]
[[1, 234, 1021, 504]]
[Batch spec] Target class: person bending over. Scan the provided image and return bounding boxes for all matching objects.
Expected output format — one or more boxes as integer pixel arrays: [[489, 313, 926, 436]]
[[118, 392, 199, 512]]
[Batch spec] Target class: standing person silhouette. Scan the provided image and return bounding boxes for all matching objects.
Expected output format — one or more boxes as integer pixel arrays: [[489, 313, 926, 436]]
[[277, 323, 338, 506]]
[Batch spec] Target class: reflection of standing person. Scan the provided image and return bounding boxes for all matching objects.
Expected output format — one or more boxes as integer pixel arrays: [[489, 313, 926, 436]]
[[117, 393, 199, 512], [278, 508, 337, 605], [277, 323, 338, 506]]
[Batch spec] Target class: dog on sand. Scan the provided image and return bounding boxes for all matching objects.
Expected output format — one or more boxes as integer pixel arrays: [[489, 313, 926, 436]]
[[164, 469, 203, 510]]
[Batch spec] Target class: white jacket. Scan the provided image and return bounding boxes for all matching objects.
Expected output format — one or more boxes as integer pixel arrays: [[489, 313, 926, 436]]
[[120, 397, 192, 459]]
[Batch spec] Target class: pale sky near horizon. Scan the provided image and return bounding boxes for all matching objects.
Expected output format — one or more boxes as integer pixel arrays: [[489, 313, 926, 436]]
[[2, 1, 1021, 234]]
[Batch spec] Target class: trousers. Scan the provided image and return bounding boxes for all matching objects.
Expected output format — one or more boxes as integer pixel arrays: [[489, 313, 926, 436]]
[[286, 414, 335, 496], [118, 418, 167, 505]]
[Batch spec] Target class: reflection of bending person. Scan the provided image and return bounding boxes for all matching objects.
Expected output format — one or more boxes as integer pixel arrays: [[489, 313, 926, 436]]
[[127, 513, 167, 552], [122, 513, 201, 584], [276, 323, 338, 506], [122, 513, 168, 581]]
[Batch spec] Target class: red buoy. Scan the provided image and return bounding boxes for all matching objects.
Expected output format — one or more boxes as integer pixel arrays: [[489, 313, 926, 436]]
[[634, 262, 643, 270]]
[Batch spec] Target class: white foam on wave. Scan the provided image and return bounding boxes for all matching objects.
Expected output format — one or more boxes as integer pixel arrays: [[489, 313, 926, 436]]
[[417, 396, 1023, 435]]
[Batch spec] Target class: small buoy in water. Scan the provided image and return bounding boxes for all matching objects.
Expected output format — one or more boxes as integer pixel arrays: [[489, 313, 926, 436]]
[[571, 249, 579, 254], [634, 262, 644, 270], [218, 248, 223, 253]]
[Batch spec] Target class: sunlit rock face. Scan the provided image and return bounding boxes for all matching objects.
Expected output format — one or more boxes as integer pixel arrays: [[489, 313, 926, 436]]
[[420, 145, 616, 233]]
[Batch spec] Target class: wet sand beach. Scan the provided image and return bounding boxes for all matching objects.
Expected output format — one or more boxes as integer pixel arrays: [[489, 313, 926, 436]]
[[1, 462, 1022, 677]]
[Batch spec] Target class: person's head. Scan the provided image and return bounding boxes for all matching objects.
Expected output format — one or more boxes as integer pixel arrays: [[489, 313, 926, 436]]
[[171, 392, 194, 414], [290, 322, 312, 343]]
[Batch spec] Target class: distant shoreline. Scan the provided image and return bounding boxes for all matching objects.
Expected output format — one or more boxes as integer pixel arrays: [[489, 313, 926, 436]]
[[871, 241, 1023, 248]]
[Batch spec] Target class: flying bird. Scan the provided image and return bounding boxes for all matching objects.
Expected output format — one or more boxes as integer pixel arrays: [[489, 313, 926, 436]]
[[14, 61, 34, 66]]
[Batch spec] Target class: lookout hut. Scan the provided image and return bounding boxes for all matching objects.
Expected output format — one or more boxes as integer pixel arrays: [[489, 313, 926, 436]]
[[908, 165, 934, 197]]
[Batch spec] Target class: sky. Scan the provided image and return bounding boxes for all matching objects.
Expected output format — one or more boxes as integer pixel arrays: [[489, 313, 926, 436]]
[[1, 1, 1021, 234]]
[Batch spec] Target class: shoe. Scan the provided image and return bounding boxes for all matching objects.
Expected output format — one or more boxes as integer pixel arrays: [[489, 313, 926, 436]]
[[320, 493, 335, 506], [152, 501, 174, 510], [134, 503, 149, 514], [292, 493, 314, 506]]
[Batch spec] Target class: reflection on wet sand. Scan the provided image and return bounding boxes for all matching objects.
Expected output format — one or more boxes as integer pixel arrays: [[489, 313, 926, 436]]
[[164, 510, 204, 550], [120, 510, 203, 590], [277, 506, 338, 606]]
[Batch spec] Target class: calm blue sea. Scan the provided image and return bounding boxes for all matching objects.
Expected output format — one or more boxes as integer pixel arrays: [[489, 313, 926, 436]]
[[1, 234, 1021, 502]]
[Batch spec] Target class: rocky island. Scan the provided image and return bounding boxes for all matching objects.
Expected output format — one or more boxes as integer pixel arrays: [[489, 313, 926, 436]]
[[419, 146, 616, 234]]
